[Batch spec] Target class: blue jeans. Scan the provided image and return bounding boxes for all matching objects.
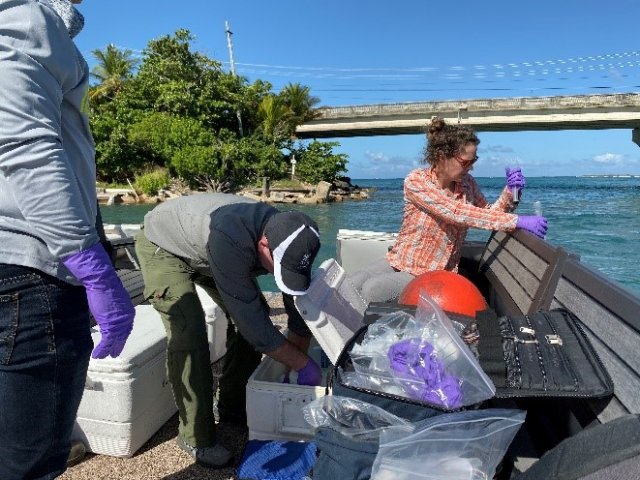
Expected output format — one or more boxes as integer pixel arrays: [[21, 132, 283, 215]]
[[0, 264, 92, 480]]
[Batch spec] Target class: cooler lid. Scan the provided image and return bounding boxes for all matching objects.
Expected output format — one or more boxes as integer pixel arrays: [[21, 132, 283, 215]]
[[294, 258, 367, 364], [87, 305, 168, 375], [336, 229, 398, 241], [336, 229, 397, 274]]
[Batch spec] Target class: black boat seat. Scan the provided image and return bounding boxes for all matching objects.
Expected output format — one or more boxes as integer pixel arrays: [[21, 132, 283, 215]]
[[117, 268, 147, 307], [479, 230, 576, 316], [514, 414, 640, 480]]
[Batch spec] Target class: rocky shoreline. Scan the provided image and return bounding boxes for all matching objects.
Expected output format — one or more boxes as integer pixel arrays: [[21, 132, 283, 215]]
[[98, 178, 372, 206]]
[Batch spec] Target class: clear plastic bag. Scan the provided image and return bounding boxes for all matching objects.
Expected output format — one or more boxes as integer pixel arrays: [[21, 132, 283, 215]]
[[302, 395, 412, 442], [344, 292, 496, 409], [370, 408, 526, 480], [412, 292, 496, 407], [348, 311, 421, 397]]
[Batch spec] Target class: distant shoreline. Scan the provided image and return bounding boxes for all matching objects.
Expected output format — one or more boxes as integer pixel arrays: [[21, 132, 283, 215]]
[[580, 174, 640, 178]]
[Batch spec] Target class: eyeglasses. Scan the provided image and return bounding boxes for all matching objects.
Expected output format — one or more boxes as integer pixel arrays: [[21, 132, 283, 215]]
[[454, 154, 479, 169]]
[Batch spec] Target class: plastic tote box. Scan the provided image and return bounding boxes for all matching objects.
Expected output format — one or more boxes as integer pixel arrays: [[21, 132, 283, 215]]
[[336, 229, 397, 274], [71, 305, 177, 457], [246, 258, 368, 441], [246, 340, 331, 442], [295, 258, 368, 364]]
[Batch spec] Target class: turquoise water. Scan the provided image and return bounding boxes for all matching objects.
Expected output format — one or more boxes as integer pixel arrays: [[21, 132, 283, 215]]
[[100, 176, 640, 296]]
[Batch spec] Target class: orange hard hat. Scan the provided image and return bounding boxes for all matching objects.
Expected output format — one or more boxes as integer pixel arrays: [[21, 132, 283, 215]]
[[399, 270, 488, 317]]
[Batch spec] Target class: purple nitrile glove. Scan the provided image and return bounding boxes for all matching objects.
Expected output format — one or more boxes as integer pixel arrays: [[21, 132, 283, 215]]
[[296, 358, 322, 386], [516, 215, 548, 238], [388, 338, 463, 408], [389, 338, 442, 382], [505, 167, 526, 203], [505, 167, 526, 189], [420, 374, 463, 409], [62, 242, 135, 359]]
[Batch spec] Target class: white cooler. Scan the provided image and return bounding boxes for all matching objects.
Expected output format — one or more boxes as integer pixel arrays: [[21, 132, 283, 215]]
[[246, 258, 368, 442], [246, 341, 330, 442], [72, 290, 228, 457], [71, 305, 177, 457], [336, 229, 397, 274]]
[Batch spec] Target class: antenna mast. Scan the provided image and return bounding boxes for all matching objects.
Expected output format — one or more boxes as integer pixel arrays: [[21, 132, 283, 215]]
[[225, 21, 243, 136], [225, 21, 236, 75]]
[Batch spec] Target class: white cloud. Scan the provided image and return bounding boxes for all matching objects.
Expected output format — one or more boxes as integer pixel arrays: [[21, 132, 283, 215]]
[[348, 151, 420, 178], [593, 153, 624, 165], [481, 145, 515, 154]]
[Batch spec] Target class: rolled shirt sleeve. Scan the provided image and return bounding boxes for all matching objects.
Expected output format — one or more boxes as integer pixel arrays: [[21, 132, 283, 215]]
[[388, 168, 518, 274], [404, 172, 517, 232]]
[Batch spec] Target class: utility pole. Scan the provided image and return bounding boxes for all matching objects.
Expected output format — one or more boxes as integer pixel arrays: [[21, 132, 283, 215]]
[[225, 21, 244, 136]]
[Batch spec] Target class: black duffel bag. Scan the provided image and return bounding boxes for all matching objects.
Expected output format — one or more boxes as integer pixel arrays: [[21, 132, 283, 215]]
[[476, 308, 614, 399]]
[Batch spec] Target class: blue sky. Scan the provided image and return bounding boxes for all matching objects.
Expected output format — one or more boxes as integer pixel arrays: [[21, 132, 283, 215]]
[[73, 0, 640, 178]]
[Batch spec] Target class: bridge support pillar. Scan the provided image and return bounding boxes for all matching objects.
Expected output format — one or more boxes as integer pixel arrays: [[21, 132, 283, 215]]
[[632, 128, 640, 148]]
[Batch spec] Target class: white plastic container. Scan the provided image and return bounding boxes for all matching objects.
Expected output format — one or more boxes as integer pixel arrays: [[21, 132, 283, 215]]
[[246, 258, 367, 442], [71, 305, 177, 457], [294, 258, 368, 364], [196, 285, 228, 363], [336, 229, 397, 274], [246, 340, 329, 442]]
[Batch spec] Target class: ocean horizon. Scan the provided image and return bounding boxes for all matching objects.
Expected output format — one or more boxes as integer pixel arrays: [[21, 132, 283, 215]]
[[351, 174, 640, 180], [101, 175, 640, 296]]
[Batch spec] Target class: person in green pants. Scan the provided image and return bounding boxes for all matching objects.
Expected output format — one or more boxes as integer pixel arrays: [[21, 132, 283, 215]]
[[135, 193, 321, 468]]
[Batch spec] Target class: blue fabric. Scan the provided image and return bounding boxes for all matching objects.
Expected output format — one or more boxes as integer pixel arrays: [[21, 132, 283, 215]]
[[236, 440, 317, 480], [0, 264, 93, 480]]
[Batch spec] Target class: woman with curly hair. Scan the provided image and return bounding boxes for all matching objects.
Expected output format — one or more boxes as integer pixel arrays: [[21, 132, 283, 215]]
[[349, 117, 547, 303]]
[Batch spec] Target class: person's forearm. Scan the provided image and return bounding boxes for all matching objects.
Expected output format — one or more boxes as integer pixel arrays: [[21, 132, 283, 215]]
[[266, 340, 309, 371], [286, 331, 311, 354]]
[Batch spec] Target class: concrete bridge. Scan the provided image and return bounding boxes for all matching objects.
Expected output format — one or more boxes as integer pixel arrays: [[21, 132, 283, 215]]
[[295, 92, 640, 146]]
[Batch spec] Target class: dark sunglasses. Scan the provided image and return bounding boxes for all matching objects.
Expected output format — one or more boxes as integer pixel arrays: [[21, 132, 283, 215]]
[[454, 154, 478, 169]]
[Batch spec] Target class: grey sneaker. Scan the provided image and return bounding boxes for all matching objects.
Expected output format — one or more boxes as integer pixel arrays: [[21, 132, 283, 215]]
[[176, 436, 232, 468], [66, 441, 86, 467]]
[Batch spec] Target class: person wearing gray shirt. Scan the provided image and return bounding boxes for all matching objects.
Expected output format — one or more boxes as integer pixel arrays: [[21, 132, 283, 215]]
[[0, 1, 134, 478], [135, 193, 321, 468]]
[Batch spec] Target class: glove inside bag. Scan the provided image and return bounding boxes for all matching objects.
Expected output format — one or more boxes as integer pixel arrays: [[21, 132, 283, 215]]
[[343, 292, 496, 410]]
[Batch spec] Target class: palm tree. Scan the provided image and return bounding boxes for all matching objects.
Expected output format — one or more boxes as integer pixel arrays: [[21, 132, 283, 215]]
[[90, 44, 139, 101], [279, 83, 321, 131], [258, 96, 292, 143]]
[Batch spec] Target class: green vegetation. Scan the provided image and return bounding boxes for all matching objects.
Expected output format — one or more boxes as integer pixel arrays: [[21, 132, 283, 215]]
[[134, 168, 171, 196], [268, 178, 309, 190], [90, 30, 347, 192]]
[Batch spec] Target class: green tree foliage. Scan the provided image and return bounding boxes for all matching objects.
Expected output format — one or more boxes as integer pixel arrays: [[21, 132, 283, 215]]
[[94, 121, 151, 182], [279, 83, 321, 129], [134, 168, 171, 196], [171, 135, 287, 191], [128, 112, 215, 164], [90, 44, 139, 102], [257, 95, 292, 144], [89, 30, 346, 188], [294, 141, 348, 184], [134, 29, 242, 130]]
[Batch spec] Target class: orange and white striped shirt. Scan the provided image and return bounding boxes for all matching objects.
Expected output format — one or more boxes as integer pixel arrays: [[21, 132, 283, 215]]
[[387, 167, 518, 275]]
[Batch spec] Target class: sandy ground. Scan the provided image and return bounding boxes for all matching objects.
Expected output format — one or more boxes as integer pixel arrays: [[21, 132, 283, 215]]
[[60, 293, 289, 480]]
